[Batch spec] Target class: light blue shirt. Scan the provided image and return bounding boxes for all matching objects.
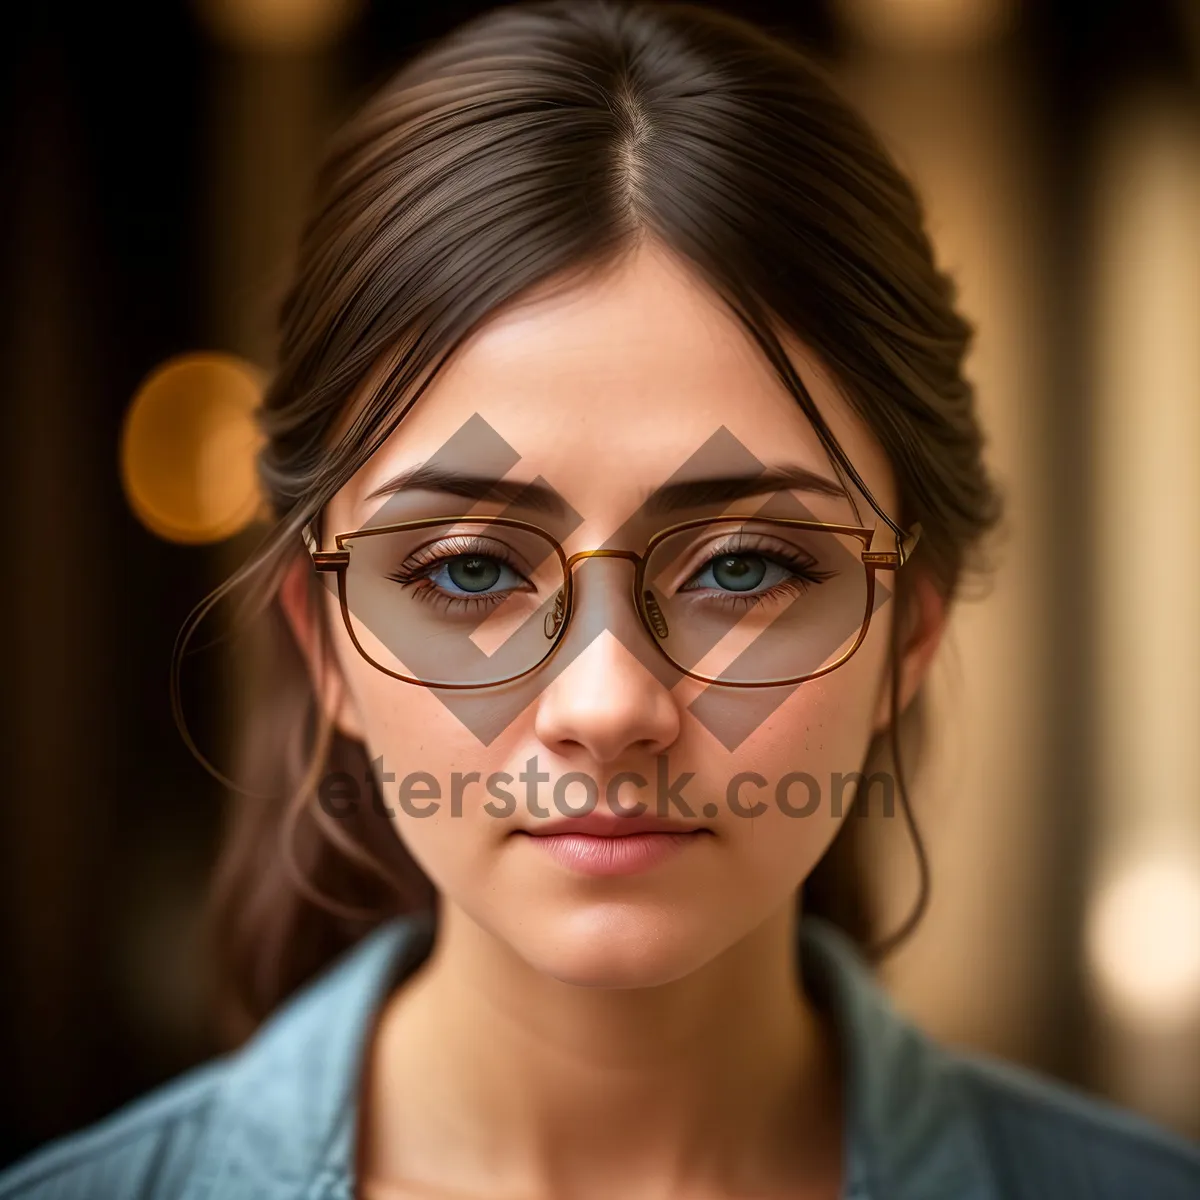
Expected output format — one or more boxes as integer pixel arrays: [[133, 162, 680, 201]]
[[2, 913, 1198, 1199]]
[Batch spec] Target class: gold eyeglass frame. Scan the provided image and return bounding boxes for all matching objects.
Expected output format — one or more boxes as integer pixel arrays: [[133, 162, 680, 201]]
[[304, 514, 922, 690]]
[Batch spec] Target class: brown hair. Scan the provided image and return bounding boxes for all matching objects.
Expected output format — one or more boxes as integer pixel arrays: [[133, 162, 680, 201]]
[[179, 0, 1002, 1046]]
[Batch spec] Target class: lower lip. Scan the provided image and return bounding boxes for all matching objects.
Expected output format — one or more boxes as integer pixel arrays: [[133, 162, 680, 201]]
[[516, 830, 710, 877]]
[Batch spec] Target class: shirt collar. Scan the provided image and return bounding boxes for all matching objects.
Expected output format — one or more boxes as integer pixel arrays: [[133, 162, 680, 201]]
[[799, 919, 999, 1200], [184, 912, 998, 1200]]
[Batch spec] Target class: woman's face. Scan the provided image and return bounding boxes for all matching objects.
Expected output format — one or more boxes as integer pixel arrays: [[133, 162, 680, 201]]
[[315, 241, 906, 988]]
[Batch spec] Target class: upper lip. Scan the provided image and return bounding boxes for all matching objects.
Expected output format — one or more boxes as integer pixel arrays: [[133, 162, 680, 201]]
[[518, 813, 710, 837]]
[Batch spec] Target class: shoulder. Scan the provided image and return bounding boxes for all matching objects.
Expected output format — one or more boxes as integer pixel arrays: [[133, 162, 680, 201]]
[[946, 1043, 1200, 1199], [0, 1059, 226, 1200], [800, 918, 1200, 1200], [0, 916, 423, 1200]]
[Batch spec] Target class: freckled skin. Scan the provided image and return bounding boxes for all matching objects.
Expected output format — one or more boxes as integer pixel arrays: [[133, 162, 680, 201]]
[[283, 241, 943, 1200], [315, 241, 906, 989]]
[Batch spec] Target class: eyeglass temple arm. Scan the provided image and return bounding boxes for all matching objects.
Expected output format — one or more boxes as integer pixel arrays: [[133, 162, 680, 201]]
[[898, 522, 922, 566], [864, 521, 922, 570], [303, 521, 354, 573]]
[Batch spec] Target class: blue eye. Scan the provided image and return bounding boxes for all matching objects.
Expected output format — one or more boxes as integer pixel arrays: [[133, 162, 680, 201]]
[[428, 555, 523, 596], [687, 553, 790, 594]]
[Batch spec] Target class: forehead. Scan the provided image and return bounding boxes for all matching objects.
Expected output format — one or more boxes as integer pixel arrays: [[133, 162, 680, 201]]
[[333, 242, 894, 533]]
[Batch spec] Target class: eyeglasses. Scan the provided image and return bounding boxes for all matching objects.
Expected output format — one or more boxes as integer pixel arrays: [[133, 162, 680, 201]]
[[304, 514, 921, 690]]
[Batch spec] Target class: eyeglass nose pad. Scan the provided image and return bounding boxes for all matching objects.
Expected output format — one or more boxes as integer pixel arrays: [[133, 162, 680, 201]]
[[544, 588, 566, 639], [643, 591, 669, 639]]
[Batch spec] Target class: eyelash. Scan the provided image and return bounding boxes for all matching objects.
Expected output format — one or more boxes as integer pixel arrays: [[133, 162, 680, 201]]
[[385, 534, 836, 615], [676, 536, 836, 611], [385, 536, 532, 615]]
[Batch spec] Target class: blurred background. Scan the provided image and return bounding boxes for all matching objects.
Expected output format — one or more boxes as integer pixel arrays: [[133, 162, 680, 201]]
[[2, 0, 1199, 1167]]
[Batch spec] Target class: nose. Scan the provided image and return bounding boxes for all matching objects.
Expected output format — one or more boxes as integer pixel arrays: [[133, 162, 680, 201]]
[[533, 556, 681, 765]]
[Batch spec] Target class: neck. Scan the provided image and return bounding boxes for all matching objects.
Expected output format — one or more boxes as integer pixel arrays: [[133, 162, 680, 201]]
[[358, 903, 844, 1200]]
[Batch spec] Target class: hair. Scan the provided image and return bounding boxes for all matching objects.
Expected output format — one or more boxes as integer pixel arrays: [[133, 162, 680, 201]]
[[178, 0, 1003, 1046]]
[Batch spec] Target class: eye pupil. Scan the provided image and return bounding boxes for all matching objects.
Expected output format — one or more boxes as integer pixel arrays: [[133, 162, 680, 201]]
[[713, 554, 765, 591], [448, 556, 500, 592]]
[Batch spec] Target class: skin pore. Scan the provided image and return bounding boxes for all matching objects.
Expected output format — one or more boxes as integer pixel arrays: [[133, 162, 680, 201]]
[[281, 240, 945, 1200]]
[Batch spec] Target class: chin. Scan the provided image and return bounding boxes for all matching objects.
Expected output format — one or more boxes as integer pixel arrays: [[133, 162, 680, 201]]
[[513, 902, 721, 990]]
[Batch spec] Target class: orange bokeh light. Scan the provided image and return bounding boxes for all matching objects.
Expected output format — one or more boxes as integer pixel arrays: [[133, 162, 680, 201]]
[[120, 352, 266, 544]]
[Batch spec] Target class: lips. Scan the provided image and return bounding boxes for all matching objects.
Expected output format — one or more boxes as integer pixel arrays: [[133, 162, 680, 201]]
[[513, 818, 713, 877], [515, 812, 709, 838]]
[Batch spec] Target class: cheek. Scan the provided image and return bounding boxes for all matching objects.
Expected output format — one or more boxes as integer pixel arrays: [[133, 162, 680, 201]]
[[707, 628, 889, 886], [323, 605, 495, 881], [349, 670, 505, 879]]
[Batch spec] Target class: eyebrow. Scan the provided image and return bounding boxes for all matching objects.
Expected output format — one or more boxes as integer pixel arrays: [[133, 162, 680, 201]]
[[362, 462, 849, 517]]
